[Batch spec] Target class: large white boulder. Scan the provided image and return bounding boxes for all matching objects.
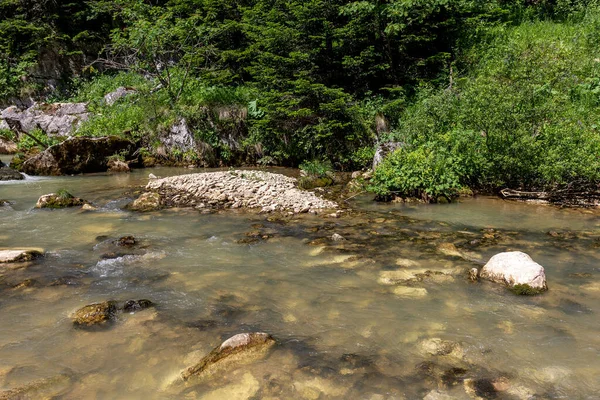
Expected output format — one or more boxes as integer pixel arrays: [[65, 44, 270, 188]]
[[480, 251, 547, 293]]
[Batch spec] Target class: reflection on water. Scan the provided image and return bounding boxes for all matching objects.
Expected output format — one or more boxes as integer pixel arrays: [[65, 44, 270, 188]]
[[0, 168, 599, 399]]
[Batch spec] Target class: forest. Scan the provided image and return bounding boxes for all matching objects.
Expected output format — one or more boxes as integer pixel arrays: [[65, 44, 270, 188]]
[[1, 0, 600, 200]]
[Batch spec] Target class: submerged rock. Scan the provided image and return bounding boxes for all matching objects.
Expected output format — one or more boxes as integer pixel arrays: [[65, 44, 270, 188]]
[[0, 374, 71, 399], [393, 286, 428, 298], [128, 192, 163, 212], [480, 251, 547, 294], [72, 301, 118, 327], [419, 338, 463, 358], [0, 249, 43, 263], [198, 372, 259, 400], [21, 136, 137, 176], [181, 332, 275, 382], [36, 192, 87, 208], [331, 233, 346, 242], [463, 377, 507, 399]]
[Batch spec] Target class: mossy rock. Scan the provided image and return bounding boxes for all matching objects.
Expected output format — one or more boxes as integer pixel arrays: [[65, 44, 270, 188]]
[[510, 284, 545, 296], [35, 192, 87, 209], [128, 192, 162, 212], [72, 301, 118, 327]]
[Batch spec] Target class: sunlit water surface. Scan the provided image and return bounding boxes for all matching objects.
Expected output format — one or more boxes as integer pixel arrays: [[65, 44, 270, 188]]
[[0, 166, 599, 399]]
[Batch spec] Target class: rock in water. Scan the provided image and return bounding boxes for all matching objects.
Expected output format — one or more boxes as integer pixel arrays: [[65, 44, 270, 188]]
[[36, 193, 87, 208], [0, 166, 24, 180], [123, 299, 154, 313], [72, 301, 118, 327], [128, 192, 162, 212], [331, 233, 345, 242], [480, 251, 547, 294], [0, 249, 43, 263], [181, 332, 275, 382], [469, 268, 479, 282], [20, 136, 137, 176], [117, 236, 136, 247], [107, 159, 130, 173]]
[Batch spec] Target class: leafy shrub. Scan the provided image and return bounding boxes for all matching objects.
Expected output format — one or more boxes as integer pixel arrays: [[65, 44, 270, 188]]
[[371, 10, 600, 200], [299, 159, 334, 178], [17, 129, 60, 151]]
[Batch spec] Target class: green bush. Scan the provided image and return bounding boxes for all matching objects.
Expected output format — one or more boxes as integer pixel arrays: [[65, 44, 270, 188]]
[[371, 10, 600, 200]]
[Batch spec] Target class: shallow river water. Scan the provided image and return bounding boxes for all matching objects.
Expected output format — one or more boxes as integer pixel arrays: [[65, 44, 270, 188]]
[[0, 165, 599, 399]]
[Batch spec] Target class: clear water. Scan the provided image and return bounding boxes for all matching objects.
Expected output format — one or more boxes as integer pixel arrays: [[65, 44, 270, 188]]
[[0, 167, 599, 399]]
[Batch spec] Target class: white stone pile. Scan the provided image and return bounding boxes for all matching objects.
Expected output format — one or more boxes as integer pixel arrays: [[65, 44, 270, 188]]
[[146, 170, 338, 213]]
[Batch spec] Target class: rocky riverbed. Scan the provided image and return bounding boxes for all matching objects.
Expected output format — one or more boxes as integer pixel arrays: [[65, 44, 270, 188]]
[[0, 167, 599, 399]]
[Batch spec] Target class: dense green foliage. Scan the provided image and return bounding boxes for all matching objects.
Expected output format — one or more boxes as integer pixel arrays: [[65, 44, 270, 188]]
[[372, 9, 600, 199], [3, 0, 600, 198]]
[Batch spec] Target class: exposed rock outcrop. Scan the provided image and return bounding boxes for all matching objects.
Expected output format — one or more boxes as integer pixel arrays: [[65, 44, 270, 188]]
[[21, 136, 137, 176], [161, 118, 196, 153], [480, 251, 547, 294], [145, 170, 338, 213], [104, 87, 137, 106], [1, 102, 89, 137], [372, 141, 403, 169], [181, 332, 276, 382]]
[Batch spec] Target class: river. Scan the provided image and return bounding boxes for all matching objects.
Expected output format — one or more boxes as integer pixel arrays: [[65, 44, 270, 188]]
[[1, 165, 599, 399]]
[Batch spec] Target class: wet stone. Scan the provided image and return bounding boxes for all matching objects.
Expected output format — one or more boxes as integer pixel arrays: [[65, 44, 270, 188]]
[[117, 235, 137, 247], [0, 249, 43, 263], [568, 272, 592, 279], [180, 332, 276, 382], [72, 301, 118, 327], [11, 278, 37, 289], [49, 276, 82, 286], [35, 193, 87, 209], [123, 299, 154, 313], [128, 192, 162, 212], [557, 299, 592, 315]]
